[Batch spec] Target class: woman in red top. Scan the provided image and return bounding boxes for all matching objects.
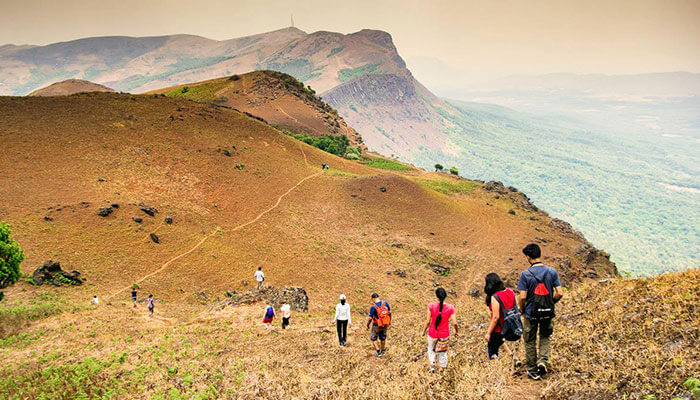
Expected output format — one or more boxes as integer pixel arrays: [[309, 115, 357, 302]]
[[422, 287, 459, 371], [484, 273, 522, 366]]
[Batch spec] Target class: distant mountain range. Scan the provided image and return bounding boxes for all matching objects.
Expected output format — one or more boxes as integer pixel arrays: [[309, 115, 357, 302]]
[[0, 27, 452, 159]]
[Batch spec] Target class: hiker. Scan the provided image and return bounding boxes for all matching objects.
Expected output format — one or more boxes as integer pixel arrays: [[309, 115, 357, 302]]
[[334, 294, 351, 346], [366, 293, 391, 357], [484, 273, 522, 367], [280, 300, 291, 330], [254, 266, 265, 291], [146, 294, 155, 316], [263, 304, 275, 330], [517, 243, 564, 380], [131, 288, 137, 308], [92, 295, 99, 305], [422, 287, 458, 372]]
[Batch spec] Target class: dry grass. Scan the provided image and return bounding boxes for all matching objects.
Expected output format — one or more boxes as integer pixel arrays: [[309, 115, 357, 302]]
[[544, 269, 700, 399], [1, 271, 697, 399]]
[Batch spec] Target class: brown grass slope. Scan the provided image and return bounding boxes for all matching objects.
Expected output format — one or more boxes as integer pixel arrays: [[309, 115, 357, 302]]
[[0, 93, 665, 400], [28, 79, 115, 96], [147, 71, 365, 148]]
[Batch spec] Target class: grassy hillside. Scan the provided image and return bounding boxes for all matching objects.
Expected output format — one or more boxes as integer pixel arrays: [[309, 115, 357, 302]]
[[0, 92, 625, 399], [148, 71, 364, 148]]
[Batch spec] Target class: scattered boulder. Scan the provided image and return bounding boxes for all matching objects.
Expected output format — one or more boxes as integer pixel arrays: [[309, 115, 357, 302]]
[[132, 217, 143, 223], [164, 216, 173, 224], [110, 203, 119, 208], [469, 288, 481, 298], [484, 180, 545, 214], [97, 177, 106, 182], [575, 243, 597, 264], [393, 269, 407, 278], [508, 209, 516, 215], [32, 261, 83, 286], [549, 218, 585, 241], [390, 243, 404, 249], [97, 206, 113, 217], [428, 262, 450, 276], [150, 233, 160, 244], [380, 187, 387, 193], [44, 215, 53, 221], [215, 286, 309, 312], [140, 205, 157, 216], [221, 149, 232, 157]]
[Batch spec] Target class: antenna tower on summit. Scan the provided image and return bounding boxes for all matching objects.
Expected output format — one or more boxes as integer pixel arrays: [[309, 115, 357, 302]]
[[291, 14, 295, 28]]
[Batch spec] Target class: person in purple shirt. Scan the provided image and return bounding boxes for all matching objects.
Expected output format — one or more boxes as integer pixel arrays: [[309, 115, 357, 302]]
[[517, 243, 564, 380]]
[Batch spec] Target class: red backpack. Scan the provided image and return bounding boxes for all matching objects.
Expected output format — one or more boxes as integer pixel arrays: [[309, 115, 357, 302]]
[[373, 301, 391, 327]]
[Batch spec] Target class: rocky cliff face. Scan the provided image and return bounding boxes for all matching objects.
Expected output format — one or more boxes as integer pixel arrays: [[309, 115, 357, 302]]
[[323, 73, 452, 158]]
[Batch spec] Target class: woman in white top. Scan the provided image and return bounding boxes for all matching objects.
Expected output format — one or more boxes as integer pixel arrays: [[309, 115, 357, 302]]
[[280, 300, 291, 329], [333, 294, 352, 346]]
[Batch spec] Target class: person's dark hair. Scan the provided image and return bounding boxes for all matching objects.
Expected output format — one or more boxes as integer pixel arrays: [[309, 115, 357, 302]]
[[433, 287, 447, 329], [484, 273, 506, 306], [258, 266, 262, 271], [371, 293, 379, 299], [522, 243, 541, 259]]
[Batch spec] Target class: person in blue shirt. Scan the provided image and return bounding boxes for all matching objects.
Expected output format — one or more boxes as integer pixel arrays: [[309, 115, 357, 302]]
[[366, 293, 391, 357], [517, 243, 564, 381]]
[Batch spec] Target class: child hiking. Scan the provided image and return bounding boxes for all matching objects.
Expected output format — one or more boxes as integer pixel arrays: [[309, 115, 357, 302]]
[[422, 287, 458, 372], [146, 294, 155, 316], [366, 293, 391, 357], [131, 288, 137, 308], [263, 304, 275, 330], [484, 272, 523, 368], [333, 294, 351, 346]]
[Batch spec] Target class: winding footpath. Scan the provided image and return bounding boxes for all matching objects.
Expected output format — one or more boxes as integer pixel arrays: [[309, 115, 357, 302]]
[[108, 144, 320, 299]]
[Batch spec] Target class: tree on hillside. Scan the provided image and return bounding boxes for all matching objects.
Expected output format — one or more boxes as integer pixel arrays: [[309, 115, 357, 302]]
[[0, 222, 24, 301], [434, 164, 444, 172], [449, 166, 459, 176]]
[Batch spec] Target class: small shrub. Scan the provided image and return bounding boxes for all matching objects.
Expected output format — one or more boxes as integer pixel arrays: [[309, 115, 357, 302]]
[[449, 166, 459, 176], [181, 86, 189, 94], [228, 75, 240, 81], [434, 164, 444, 172], [364, 159, 412, 171], [0, 222, 24, 300]]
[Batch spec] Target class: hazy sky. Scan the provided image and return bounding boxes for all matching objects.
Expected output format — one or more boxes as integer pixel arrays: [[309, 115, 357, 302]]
[[2, 0, 699, 81]]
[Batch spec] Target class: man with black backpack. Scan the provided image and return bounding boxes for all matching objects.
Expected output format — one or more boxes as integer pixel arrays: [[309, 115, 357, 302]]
[[517, 243, 564, 380]]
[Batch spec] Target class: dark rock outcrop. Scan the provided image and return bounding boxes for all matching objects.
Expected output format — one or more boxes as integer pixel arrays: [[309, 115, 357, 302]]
[[428, 263, 450, 276], [32, 260, 83, 286], [484, 181, 545, 215], [217, 286, 309, 312], [97, 206, 113, 217], [150, 233, 160, 244]]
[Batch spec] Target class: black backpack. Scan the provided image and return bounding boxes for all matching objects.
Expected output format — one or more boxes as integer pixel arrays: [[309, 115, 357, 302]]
[[495, 292, 523, 341], [527, 269, 555, 320]]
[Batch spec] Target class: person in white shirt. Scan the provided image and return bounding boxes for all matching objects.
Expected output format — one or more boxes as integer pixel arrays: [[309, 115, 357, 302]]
[[91, 295, 99, 305], [280, 300, 291, 329], [333, 294, 352, 346], [254, 266, 265, 291]]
